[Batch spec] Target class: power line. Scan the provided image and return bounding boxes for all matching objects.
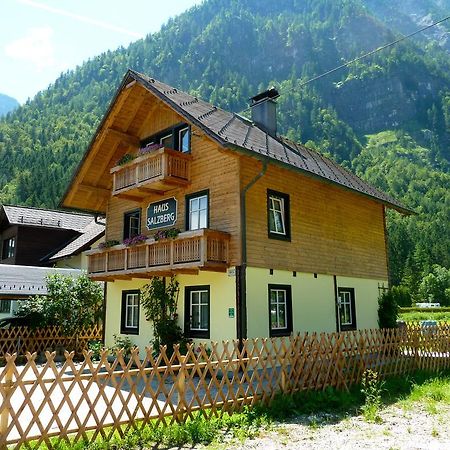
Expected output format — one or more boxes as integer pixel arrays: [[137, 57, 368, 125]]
[[238, 14, 450, 114]]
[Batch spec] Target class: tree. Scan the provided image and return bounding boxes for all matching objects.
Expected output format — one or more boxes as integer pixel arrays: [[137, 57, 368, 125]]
[[378, 290, 399, 329], [417, 265, 450, 305], [17, 273, 103, 346]]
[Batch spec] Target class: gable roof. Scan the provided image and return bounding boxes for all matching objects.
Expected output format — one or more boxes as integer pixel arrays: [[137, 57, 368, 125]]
[[47, 219, 105, 262], [62, 69, 412, 215], [0, 265, 81, 297], [2, 204, 96, 231]]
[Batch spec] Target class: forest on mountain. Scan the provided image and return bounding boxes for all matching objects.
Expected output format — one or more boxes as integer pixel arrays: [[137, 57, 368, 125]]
[[0, 0, 449, 295]]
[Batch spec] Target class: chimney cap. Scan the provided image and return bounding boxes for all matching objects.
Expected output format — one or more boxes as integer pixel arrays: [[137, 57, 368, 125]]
[[250, 86, 280, 105]]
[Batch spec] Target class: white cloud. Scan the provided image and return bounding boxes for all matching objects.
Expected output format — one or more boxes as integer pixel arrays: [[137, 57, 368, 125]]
[[5, 27, 56, 71]]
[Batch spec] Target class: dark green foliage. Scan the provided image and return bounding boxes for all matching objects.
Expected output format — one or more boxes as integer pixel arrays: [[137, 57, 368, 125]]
[[140, 276, 189, 354], [390, 285, 412, 307], [16, 274, 103, 337], [378, 290, 400, 328], [0, 0, 448, 287]]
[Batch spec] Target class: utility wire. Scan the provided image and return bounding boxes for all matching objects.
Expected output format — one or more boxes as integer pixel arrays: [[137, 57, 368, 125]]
[[238, 14, 450, 114]]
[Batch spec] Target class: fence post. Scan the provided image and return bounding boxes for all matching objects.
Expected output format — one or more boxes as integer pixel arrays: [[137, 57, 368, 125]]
[[176, 357, 186, 423], [0, 355, 15, 448]]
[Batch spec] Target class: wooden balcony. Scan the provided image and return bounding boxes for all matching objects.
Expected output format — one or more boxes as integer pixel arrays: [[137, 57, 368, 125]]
[[86, 229, 230, 281], [111, 147, 192, 199]]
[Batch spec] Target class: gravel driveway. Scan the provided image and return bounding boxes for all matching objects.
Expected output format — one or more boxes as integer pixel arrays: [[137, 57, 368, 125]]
[[221, 403, 450, 450]]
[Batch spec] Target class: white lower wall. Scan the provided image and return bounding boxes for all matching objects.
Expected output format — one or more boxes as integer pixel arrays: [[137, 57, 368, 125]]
[[246, 267, 386, 338], [103, 267, 387, 358], [104, 271, 236, 358]]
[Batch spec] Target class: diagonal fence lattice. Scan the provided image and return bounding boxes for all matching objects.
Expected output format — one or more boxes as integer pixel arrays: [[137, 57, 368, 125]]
[[0, 323, 449, 448], [0, 325, 103, 357]]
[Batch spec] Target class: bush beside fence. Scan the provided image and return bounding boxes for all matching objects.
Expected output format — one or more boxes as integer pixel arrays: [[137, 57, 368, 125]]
[[0, 323, 449, 449]]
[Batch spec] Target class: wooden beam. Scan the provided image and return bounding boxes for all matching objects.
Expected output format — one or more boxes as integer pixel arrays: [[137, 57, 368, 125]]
[[79, 184, 111, 197], [114, 193, 144, 202], [106, 127, 140, 148]]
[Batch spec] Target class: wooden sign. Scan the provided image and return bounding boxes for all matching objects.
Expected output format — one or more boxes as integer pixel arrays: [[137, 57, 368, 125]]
[[146, 198, 177, 230]]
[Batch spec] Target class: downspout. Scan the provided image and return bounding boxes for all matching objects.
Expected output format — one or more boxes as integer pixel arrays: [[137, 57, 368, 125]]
[[236, 158, 268, 343]]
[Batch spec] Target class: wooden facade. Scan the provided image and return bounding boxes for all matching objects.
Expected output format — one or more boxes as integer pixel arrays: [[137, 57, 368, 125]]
[[241, 157, 388, 279]]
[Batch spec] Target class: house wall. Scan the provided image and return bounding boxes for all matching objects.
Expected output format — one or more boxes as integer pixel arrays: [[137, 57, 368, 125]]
[[241, 156, 389, 280], [15, 227, 79, 267], [246, 267, 384, 338], [104, 271, 236, 359]]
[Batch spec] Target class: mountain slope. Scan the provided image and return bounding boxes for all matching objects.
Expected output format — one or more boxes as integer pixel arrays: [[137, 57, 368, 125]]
[[0, 0, 448, 285], [0, 93, 19, 117]]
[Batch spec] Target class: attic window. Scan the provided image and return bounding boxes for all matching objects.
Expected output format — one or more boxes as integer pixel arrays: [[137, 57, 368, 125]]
[[143, 123, 190, 153]]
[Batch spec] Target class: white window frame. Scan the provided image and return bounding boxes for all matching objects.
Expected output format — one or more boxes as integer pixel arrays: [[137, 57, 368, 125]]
[[270, 289, 288, 330], [160, 133, 173, 149], [269, 195, 286, 235], [125, 293, 139, 330], [339, 290, 352, 326], [3, 237, 15, 259], [178, 126, 190, 153], [190, 290, 209, 331], [188, 194, 208, 230]]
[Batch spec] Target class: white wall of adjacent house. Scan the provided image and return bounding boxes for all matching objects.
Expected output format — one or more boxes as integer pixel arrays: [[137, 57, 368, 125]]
[[0, 299, 19, 319]]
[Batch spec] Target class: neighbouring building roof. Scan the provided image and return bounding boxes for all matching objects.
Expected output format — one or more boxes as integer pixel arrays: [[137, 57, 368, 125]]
[[2, 204, 96, 231], [0, 265, 82, 297], [48, 219, 105, 261], [128, 70, 412, 214]]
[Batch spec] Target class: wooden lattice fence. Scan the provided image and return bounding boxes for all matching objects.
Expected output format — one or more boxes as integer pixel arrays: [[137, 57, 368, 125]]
[[0, 323, 449, 448], [0, 324, 103, 357]]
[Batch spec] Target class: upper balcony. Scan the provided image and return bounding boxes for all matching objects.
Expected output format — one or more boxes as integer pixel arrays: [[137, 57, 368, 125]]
[[86, 228, 230, 281], [111, 147, 192, 199]]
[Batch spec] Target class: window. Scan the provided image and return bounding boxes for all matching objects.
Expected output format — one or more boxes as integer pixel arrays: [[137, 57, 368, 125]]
[[123, 210, 141, 240], [2, 237, 16, 260], [0, 300, 12, 314], [184, 286, 210, 338], [186, 191, 209, 230], [160, 133, 173, 149], [121, 290, 140, 334], [338, 287, 356, 331], [178, 126, 190, 153], [268, 284, 293, 337], [143, 123, 191, 153], [267, 190, 290, 240]]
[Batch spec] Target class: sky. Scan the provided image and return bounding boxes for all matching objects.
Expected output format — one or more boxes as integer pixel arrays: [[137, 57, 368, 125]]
[[0, 0, 204, 104]]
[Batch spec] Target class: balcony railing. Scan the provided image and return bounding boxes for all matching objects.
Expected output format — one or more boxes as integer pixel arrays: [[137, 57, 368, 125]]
[[111, 147, 191, 198], [86, 229, 230, 280]]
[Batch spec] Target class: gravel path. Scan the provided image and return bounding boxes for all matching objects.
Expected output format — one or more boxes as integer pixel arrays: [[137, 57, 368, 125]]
[[222, 403, 450, 450]]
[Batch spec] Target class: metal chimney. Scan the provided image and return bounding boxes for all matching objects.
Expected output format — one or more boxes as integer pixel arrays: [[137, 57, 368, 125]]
[[249, 87, 280, 136]]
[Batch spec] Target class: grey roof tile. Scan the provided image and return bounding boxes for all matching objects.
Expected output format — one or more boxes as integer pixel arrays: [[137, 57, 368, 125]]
[[3, 205, 96, 231], [48, 220, 105, 261], [0, 265, 82, 296], [130, 70, 411, 213]]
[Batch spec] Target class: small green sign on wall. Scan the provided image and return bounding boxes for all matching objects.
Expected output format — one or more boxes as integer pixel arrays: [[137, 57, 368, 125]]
[[228, 307, 235, 319]]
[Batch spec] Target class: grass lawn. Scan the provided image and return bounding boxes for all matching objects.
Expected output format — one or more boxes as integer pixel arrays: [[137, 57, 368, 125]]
[[399, 311, 450, 322]]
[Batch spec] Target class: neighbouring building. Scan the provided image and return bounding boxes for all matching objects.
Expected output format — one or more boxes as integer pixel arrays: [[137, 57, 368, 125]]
[[0, 204, 105, 316], [61, 70, 412, 354], [0, 265, 81, 319]]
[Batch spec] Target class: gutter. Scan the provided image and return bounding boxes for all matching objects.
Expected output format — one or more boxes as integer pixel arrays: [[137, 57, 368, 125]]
[[236, 157, 269, 342]]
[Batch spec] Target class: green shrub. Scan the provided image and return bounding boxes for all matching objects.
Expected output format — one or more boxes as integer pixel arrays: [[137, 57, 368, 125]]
[[378, 290, 399, 328]]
